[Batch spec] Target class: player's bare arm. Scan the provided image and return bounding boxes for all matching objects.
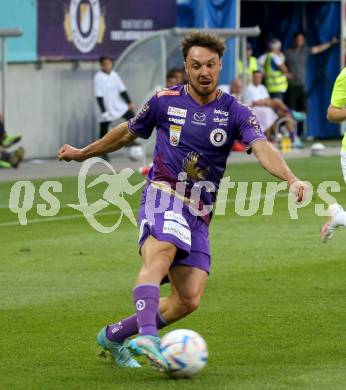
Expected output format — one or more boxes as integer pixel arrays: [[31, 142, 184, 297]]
[[252, 140, 307, 202], [58, 121, 136, 162], [327, 104, 346, 123]]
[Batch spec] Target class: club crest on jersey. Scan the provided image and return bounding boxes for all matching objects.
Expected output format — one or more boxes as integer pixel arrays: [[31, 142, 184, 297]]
[[169, 125, 182, 146], [167, 106, 187, 118], [210, 128, 227, 147]]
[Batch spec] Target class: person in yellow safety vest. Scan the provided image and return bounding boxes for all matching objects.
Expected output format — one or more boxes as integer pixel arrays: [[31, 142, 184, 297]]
[[264, 38, 289, 101], [237, 42, 258, 82]]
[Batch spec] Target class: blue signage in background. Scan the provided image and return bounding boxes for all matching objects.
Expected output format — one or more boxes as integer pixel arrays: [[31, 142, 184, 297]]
[[0, 0, 37, 62]]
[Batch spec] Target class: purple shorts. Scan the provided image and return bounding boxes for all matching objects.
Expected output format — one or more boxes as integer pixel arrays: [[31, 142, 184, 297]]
[[138, 183, 211, 274]]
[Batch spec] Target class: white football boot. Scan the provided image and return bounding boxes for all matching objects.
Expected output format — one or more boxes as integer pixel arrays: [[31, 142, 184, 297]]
[[320, 204, 345, 243]]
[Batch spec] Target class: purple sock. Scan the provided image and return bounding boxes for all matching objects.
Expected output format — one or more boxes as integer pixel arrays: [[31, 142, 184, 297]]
[[133, 284, 160, 336], [106, 311, 167, 343]]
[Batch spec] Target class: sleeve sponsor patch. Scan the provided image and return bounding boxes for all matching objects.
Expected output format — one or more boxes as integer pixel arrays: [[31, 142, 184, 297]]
[[157, 89, 181, 98], [248, 115, 262, 135]]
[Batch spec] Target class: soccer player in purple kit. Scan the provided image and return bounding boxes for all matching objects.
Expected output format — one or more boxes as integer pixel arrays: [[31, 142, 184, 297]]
[[58, 32, 308, 371]]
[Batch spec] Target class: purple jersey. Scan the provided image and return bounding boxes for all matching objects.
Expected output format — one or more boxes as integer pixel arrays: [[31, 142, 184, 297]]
[[128, 84, 265, 223]]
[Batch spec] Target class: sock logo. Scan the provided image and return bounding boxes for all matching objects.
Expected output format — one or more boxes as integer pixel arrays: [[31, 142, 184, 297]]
[[136, 299, 146, 311], [111, 321, 123, 333]]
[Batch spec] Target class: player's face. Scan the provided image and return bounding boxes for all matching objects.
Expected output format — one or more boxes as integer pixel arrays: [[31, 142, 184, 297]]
[[185, 47, 221, 97], [101, 59, 113, 73]]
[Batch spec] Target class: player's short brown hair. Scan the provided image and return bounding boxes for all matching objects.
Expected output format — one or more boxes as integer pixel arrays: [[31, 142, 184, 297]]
[[181, 32, 226, 60]]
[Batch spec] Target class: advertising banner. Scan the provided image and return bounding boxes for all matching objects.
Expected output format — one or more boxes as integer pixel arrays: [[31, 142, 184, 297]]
[[38, 0, 176, 60]]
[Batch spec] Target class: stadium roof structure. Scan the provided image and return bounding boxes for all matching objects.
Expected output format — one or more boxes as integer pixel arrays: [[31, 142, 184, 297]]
[[114, 27, 261, 108]]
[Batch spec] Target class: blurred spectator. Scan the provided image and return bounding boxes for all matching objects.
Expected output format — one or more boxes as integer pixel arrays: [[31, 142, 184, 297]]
[[0, 112, 25, 168], [230, 78, 243, 100], [244, 70, 304, 147], [257, 51, 267, 73], [229, 78, 246, 152], [166, 67, 185, 87], [264, 39, 288, 100], [284, 31, 339, 114], [244, 70, 278, 135], [0, 112, 21, 148], [94, 56, 136, 159], [237, 42, 258, 82], [0, 146, 24, 168]]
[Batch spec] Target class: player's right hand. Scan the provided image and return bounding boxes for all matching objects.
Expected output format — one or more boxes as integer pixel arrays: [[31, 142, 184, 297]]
[[58, 144, 84, 162], [289, 179, 310, 203]]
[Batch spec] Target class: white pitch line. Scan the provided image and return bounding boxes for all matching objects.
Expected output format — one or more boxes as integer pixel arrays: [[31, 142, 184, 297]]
[[0, 210, 125, 227], [0, 192, 289, 227]]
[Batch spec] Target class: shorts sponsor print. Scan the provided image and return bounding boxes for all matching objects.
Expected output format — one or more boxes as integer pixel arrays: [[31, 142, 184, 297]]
[[138, 184, 211, 273]]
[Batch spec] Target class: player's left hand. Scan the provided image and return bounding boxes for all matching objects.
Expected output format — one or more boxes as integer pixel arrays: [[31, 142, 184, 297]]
[[289, 180, 309, 203], [58, 144, 84, 162]]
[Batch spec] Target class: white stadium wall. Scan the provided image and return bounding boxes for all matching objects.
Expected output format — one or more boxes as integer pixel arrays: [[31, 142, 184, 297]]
[[3, 62, 99, 159]]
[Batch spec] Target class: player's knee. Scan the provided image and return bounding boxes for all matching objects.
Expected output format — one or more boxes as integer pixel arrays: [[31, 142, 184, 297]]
[[181, 296, 201, 314]]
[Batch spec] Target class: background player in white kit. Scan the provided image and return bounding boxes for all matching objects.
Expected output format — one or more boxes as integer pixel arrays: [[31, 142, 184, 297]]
[[94, 56, 136, 160]]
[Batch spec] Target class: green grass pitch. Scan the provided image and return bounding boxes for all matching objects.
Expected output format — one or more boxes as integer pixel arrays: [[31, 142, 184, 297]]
[[1, 156, 346, 389]]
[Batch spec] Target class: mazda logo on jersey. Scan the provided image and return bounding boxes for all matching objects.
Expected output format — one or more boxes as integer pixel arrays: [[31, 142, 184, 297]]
[[193, 112, 206, 122], [210, 129, 227, 147]]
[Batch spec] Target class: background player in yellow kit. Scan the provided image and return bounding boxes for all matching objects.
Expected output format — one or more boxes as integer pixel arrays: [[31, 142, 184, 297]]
[[320, 68, 346, 241]]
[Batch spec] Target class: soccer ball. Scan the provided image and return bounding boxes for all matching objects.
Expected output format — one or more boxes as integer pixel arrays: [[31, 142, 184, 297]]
[[310, 142, 326, 157], [128, 145, 144, 161], [161, 329, 208, 378]]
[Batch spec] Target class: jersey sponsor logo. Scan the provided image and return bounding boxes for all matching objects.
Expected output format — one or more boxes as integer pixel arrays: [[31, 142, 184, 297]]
[[163, 220, 191, 246], [169, 117, 185, 125], [193, 112, 206, 122], [64, 0, 105, 53], [168, 106, 187, 118], [169, 125, 182, 146], [157, 89, 181, 97], [191, 112, 207, 126], [214, 108, 229, 117], [210, 128, 227, 147], [213, 116, 228, 126]]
